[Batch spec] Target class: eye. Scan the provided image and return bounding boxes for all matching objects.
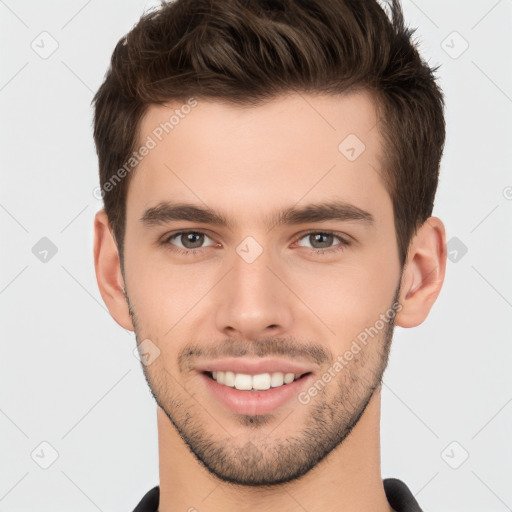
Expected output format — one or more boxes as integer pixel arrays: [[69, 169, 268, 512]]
[[162, 231, 218, 256], [295, 231, 350, 254], [160, 229, 351, 258]]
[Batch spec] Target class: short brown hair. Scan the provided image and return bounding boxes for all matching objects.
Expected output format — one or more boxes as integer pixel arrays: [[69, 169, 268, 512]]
[[92, 0, 445, 269]]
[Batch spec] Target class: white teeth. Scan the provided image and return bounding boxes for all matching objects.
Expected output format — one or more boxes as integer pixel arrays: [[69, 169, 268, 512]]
[[270, 372, 284, 387], [252, 373, 271, 390], [224, 371, 236, 387], [284, 372, 295, 384], [211, 371, 304, 390], [234, 373, 252, 390]]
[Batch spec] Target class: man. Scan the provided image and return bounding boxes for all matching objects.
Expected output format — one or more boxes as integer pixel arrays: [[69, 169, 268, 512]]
[[92, 0, 447, 510]]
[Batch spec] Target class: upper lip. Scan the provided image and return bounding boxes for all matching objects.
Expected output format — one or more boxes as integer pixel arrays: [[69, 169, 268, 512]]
[[195, 358, 315, 376]]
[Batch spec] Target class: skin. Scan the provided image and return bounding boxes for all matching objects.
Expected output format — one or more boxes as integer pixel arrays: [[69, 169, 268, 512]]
[[94, 91, 446, 512]]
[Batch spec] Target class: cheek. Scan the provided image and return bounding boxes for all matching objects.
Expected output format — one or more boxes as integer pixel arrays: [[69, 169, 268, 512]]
[[284, 246, 399, 343], [296, 272, 380, 342], [125, 245, 219, 337]]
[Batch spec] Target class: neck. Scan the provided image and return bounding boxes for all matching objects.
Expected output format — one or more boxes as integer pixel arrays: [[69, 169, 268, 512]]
[[157, 389, 392, 512]]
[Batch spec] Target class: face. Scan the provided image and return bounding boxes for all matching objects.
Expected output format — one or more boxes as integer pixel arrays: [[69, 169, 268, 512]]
[[122, 92, 403, 485]]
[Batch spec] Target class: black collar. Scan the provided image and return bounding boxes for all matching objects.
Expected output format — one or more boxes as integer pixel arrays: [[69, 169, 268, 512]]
[[132, 478, 422, 512]]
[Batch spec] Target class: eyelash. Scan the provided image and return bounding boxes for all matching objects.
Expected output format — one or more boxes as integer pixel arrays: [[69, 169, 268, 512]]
[[161, 230, 351, 257]]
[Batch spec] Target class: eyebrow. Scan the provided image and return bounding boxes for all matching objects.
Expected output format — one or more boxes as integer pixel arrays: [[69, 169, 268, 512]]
[[139, 200, 375, 230]]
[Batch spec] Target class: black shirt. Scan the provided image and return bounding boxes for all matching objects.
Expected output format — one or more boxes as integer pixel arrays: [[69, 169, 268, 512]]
[[132, 478, 422, 511]]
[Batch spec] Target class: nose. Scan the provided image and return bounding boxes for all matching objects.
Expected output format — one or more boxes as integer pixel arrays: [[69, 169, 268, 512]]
[[214, 246, 294, 341]]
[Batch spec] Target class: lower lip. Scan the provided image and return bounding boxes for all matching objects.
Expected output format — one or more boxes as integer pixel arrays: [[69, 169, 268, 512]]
[[200, 372, 313, 415]]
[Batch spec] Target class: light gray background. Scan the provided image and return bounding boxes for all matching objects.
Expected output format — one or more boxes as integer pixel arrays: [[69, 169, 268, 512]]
[[1, 0, 511, 510]]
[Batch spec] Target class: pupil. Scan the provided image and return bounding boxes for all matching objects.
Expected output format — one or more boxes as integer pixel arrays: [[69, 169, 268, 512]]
[[183, 232, 203, 248], [312, 233, 332, 248]]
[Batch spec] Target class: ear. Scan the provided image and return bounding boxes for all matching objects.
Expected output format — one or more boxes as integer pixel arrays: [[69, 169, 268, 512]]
[[395, 216, 447, 328], [93, 209, 134, 331]]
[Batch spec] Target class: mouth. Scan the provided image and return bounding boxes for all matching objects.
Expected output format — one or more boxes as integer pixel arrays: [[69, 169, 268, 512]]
[[203, 370, 311, 390], [200, 370, 314, 415]]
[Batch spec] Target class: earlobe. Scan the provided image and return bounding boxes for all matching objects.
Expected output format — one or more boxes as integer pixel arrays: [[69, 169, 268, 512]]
[[93, 209, 134, 331], [395, 217, 447, 328]]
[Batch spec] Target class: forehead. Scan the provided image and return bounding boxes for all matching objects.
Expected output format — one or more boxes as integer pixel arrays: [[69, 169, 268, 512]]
[[127, 91, 389, 227]]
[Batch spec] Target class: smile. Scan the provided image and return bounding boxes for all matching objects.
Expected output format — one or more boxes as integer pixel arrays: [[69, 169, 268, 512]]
[[208, 370, 307, 391], [201, 370, 314, 415]]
